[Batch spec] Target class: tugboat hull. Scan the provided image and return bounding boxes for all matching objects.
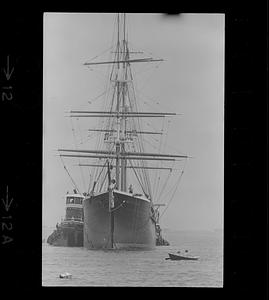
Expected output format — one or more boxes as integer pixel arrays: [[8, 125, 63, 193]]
[[47, 223, 83, 247]]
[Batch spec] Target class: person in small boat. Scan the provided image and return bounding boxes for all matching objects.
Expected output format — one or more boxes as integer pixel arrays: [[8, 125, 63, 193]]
[[177, 250, 189, 255]]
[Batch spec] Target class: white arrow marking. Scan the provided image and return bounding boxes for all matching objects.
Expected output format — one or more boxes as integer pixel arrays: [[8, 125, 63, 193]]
[[1, 186, 13, 212], [3, 55, 14, 81]]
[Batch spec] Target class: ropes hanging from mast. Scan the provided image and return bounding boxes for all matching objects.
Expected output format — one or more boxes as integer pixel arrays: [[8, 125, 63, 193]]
[[160, 158, 188, 218], [128, 159, 149, 197], [88, 159, 108, 194], [154, 118, 171, 199], [156, 165, 173, 203], [152, 117, 165, 199], [88, 14, 121, 189], [60, 155, 81, 194], [70, 118, 87, 193], [127, 70, 153, 199]]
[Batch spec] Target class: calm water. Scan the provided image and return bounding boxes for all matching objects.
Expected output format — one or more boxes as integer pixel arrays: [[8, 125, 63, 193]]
[[42, 230, 223, 287]]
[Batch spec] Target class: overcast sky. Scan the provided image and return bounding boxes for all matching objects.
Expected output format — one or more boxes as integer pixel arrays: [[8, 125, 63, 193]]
[[43, 13, 224, 231]]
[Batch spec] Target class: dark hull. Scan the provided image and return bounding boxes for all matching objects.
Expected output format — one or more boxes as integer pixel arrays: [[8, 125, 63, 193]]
[[168, 253, 199, 260], [84, 191, 156, 250], [47, 222, 83, 247]]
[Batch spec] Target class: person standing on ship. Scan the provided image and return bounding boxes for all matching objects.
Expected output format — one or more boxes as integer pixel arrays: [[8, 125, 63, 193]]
[[128, 184, 133, 194], [110, 179, 116, 190]]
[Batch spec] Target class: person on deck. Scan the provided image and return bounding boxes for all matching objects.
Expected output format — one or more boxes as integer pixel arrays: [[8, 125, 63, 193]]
[[128, 184, 133, 194], [110, 179, 116, 190]]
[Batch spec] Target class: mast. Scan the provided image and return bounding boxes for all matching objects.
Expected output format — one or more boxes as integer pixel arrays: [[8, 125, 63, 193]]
[[115, 13, 121, 190], [64, 13, 188, 199], [107, 161, 114, 248], [121, 13, 127, 192], [115, 13, 128, 192]]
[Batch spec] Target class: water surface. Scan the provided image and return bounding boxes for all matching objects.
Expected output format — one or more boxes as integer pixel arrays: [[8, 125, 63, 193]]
[[42, 230, 223, 287]]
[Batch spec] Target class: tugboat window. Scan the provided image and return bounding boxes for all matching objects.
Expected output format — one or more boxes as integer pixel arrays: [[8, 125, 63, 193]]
[[68, 197, 74, 203]]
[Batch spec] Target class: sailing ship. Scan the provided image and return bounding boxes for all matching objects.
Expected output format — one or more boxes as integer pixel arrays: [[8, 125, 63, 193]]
[[58, 13, 189, 249], [47, 190, 84, 246]]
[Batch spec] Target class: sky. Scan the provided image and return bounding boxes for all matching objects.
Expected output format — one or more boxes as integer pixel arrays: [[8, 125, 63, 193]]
[[43, 13, 224, 231]]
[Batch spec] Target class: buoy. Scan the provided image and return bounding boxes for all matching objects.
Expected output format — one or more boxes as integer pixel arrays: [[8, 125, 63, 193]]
[[59, 272, 72, 279]]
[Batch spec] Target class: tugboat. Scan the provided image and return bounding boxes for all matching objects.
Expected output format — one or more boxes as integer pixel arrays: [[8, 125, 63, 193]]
[[47, 190, 84, 246]]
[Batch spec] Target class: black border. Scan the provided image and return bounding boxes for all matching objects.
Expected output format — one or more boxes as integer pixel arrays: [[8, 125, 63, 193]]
[[0, 4, 267, 299]]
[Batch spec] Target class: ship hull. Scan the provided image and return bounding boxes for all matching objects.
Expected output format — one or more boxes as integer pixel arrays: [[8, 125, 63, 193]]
[[83, 191, 156, 250], [47, 222, 83, 247]]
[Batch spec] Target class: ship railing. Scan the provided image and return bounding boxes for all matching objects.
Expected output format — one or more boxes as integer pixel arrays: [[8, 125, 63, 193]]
[[62, 218, 83, 223]]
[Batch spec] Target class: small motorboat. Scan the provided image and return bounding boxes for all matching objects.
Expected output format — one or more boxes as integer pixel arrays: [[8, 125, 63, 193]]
[[59, 272, 72, 279], [166, 253, 199, 261]]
